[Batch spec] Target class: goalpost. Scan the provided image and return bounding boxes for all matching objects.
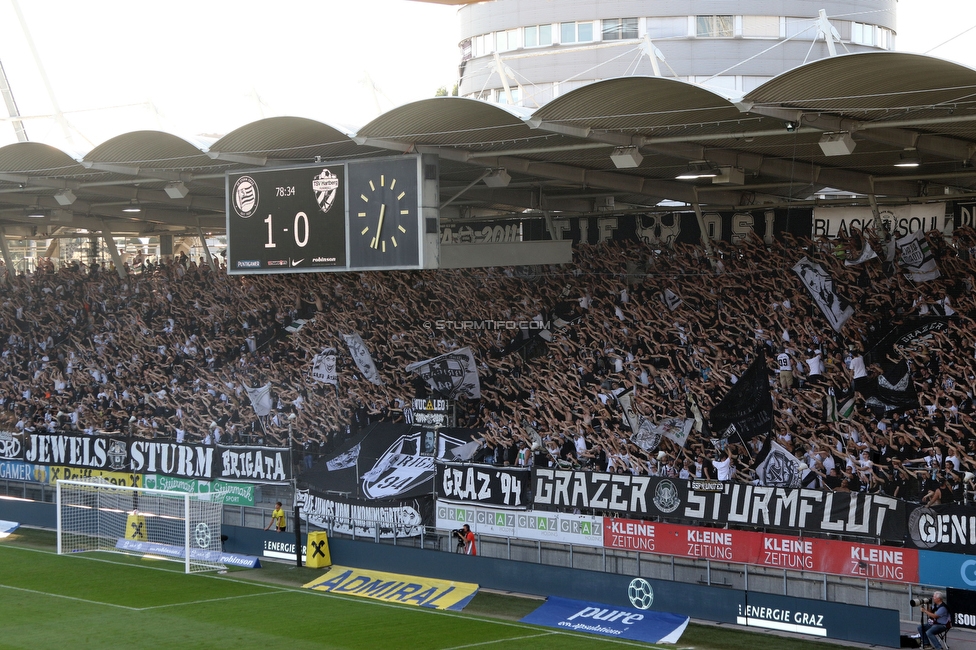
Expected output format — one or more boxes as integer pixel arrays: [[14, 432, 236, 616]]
[[56, 478, 226, 574]]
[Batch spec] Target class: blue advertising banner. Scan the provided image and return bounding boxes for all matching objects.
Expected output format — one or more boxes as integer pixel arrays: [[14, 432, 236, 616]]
[[0, 460, 47, 482], [520, 596, 689, 644], [919, 550, 976, 591]]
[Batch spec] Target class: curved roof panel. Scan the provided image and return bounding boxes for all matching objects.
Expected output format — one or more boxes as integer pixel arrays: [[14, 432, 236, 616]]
[[0, 142, 85, 175], [356, 97, 544, 150], [532, 76, 749, 135], [745, 52, 976, 121], [210, 116, 369, 162], [84, 131, 214, 168]]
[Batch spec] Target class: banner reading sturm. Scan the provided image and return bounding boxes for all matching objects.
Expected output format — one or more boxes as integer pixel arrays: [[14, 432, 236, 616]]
[[21, 433, 291, 484], [533, 470, 905, 540], [436, 462, 530, 509]]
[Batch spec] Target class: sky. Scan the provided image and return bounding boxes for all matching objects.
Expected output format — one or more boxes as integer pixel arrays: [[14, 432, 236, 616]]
[[0, 0, 974, 154]]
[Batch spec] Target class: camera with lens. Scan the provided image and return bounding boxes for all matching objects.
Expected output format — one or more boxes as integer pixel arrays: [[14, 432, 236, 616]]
[[910, 597, 932, 607]]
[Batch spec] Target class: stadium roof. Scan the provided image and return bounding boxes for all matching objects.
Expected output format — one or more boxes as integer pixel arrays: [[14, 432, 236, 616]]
[[1, 52, 975, 240]]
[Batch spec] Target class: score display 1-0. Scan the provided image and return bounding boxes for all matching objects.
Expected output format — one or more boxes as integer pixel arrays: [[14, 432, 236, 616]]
[[227, 166, 347, 273]]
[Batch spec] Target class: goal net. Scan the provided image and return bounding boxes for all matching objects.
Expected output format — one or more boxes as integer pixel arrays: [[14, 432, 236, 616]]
[[56, 478, 226, 573]]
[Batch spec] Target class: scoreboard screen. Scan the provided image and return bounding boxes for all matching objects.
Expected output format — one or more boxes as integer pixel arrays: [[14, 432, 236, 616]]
[[226, 156, 425, 274]]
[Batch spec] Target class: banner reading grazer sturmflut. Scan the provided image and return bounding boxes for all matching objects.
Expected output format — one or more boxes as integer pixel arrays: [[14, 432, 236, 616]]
[[533, 470, 906, 540], [436, 462, 530, 509]]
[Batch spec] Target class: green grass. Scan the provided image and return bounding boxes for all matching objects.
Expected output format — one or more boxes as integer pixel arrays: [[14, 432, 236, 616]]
[[0, 528, 851, 650]]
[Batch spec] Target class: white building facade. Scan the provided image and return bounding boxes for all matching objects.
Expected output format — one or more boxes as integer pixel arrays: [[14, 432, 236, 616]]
[[457, 0, 897, 105]]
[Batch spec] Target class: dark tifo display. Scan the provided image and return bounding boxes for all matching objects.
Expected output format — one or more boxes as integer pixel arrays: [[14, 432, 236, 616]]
[[226, 156, 424, 274]]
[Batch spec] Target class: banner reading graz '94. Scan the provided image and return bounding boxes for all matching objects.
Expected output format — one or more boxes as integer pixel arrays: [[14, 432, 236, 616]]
[[533, 469, 905, 541], [20, 432, 292, 484], [436, 462, 530, 509]]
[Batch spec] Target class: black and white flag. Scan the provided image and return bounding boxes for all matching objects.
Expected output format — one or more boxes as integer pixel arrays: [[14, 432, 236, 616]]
[[343, 333, 383, 385], [793, 256, 854, 332], [243, 382, 273, 417], [864, 360, 919, 417], [897, 230, 941, 282], [662, 288, 682, 311], [405, 347, 481, 399], [845, 241, 878, 266], [311, 347, 339, 385], [709, 350, 774, 442], [753, 436, 802, 488]]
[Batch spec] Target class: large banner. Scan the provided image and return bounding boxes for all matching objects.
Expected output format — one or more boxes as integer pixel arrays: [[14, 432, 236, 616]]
[[19, 433, 292, 485], [435, 462, 530, 509], [905, 504, 976, 553], [436, 502, 604, 547], [533, 470, 905, 541], [304, 424, 479, 501], [604, 518, 918, 583], [296, 488, 426, 539], [0, 431, 22, 460], [812, 203, 949, 239]]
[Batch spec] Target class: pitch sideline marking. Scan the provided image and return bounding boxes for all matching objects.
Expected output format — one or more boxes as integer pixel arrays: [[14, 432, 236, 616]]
[[440, 632, 555, 649], [0, 543, 666, 648], [0, 582, 140, 611], [139, 590, 288, 610]]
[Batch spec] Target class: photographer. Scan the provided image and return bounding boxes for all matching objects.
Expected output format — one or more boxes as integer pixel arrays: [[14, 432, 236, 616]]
[[461, 523, 476, 556], [916, 591, 950, 649]]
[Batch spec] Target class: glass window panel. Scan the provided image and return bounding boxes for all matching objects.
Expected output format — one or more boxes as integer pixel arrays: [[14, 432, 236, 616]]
[[622, 18, 639, 39], [602, 19, 622, 40], [561, 22, 576, 43], [785, 17, 817, 39], [646, 17, 687, 39], [697, 15, 733, 37], [539, 24, 552, 45], [741, 15, 779, 37], [578, 21, 593, 42], [524, 25, 538, 47]]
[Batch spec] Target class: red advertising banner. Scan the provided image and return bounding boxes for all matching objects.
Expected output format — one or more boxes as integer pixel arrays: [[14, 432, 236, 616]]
[[603, 518, 918, 583]]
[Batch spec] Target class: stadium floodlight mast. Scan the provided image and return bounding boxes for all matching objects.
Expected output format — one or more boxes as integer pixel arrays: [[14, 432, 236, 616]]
[[56, 478, 225, 574]]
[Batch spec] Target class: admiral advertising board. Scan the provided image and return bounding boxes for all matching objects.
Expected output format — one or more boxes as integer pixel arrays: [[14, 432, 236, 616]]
[[604, 518, 918, 583], [533, 471, 905, 541]]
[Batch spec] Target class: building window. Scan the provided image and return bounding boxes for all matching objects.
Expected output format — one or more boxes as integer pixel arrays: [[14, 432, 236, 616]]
[[646, 16, 688, 39], [740, 15, 780, 38], [523, 24, 553, 48], [496, 28, 519, 52], [852, 22, 875, 46], [560, 21, 594, 44], [785, 17, 818, 39], [696, 15, 733, 37], [602, 18, 639, 41]]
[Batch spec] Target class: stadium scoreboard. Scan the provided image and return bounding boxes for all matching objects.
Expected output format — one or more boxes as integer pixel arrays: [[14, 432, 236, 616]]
[[226, 155, 435, 274]]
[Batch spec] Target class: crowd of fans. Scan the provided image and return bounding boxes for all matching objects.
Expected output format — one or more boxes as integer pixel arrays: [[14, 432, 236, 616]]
[[3, 224, 976, 505]]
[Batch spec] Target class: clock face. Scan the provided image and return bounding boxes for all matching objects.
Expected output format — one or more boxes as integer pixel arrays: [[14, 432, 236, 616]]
[[347, 158, 421, 269]]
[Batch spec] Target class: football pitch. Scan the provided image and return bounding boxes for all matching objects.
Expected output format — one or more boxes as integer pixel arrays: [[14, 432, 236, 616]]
[[0, 528, 849, 650]]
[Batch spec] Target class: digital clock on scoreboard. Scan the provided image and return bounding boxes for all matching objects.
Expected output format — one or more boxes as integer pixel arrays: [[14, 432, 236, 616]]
[[227, 164, 347, 274]]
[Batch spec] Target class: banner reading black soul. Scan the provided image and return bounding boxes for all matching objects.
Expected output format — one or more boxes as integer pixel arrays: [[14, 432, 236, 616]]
[[533, 470, 906, 540], [436, 462, 531, 509], [19, 432, 292, 484], [947, 587, 976, 630]]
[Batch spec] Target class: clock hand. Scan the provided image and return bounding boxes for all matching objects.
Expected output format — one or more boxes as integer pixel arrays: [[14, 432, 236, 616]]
[[372, 203, 386, 249]]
